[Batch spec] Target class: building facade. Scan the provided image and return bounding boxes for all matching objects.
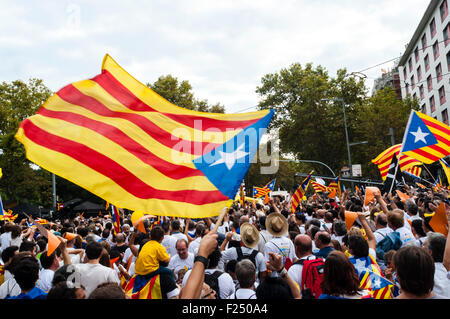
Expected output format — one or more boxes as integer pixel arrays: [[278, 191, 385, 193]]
[[372, 66, 402, 99], [399, 0, 450, 125]]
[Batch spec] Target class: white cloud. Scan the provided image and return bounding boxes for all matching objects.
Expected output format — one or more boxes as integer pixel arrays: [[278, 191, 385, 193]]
[[0, 0, 431, 112]]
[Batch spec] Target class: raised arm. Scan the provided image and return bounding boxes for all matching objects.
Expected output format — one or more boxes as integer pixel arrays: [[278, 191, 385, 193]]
[[357, 212, 376, 251], [266, 252, 301, 299]]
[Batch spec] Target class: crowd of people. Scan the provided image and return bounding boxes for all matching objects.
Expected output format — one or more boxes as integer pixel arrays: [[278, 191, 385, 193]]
[[0, 183, 449, 299]]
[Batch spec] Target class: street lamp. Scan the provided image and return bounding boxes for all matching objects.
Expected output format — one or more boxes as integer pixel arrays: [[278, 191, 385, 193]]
[[321, 98, 352, 176]]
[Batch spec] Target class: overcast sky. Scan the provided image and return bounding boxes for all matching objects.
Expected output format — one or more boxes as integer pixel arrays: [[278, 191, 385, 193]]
[[0, 0, 430, 113]]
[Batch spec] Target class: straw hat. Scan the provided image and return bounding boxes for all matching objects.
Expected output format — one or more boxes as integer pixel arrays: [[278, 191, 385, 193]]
[[265, 213, 288, 237], [240, 223, 260, 248]]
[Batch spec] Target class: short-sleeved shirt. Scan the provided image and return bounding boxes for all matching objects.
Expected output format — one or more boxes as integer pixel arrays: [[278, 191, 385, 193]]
[[75, 263, 121, 297], [374, 227, 394, 244], [135, 240, 169, 275], [396, 226, 415, 247], [220, 246, 267, 275], [257, 230, 273, 254], [161, 235, 178, 257], [182, 268, 235, 299], [171, 232, 188, 242], [264, 237, 296, 277], [188, 237, 202, 256], [168, 253, 195, 279], [37, 268, 54, 292], [228, 288, 257, 299], [6, 286, 47, 299], [287, 254, 317, 289]]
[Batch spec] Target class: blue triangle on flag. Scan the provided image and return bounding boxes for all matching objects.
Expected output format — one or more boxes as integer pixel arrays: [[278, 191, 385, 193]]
[[403, 112, 438, 152], [194, 110, 274, 199]]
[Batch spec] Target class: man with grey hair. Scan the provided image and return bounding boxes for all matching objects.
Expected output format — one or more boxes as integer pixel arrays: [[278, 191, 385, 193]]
[[228, 259, 256, 299], [423, 232, 449, 298]]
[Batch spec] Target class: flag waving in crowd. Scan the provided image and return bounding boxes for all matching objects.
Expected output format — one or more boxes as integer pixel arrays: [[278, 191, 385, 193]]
[[400, 110, 450, 164], [15, 55, 274, 218], [253, 178, 276, 198], [291, 171, 313, 213]]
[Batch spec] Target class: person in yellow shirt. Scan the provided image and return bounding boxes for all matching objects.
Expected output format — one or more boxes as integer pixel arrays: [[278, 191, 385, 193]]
[[135, 226, 171, 275]]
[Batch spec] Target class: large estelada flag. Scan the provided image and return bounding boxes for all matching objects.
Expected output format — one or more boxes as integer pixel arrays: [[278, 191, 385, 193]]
[[372, 144, 422, 181], [15, 55, 274, 218], [400, 110, 450, 164]]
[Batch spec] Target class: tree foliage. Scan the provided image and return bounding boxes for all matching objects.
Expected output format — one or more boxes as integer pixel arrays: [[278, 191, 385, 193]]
[[256, 63, 367, 176], [147, 75, 225, 113]]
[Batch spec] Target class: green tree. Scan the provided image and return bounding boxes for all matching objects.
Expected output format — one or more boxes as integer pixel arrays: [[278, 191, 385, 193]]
[[353, 87, 419, 180], [147, 75, 225, 113], [0, 79, 53, 205], [256, 63, 366, 176]]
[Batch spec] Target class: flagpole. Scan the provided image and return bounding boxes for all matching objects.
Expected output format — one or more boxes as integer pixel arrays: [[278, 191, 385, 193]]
[[422, 164, 438, 184], [389, 110, 414, 194]]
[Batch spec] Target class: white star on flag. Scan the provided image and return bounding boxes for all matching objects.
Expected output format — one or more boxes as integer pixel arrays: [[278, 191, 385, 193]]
[[410, 127, 429, 144], [210, 143, 249, 170], [353, 259, 367, 273], [372, 277, 382, 289]]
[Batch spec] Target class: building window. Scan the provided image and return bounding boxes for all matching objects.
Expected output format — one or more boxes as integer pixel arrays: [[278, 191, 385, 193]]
[[425, 54, 430, 71], [422, 33, 428, 50], [430, 95, 436, 112], [406, 83, 410, 95], [439, 86, 446, 104], [420, 85, 425, 99], [409, 58, 413, 72], [445, 22, 450, 46], [417, 65, 422, 81], [441, 0, 449, 22], [422, 103, 428, 114], [411, 75, 415, 89], [431, 18, 437, 38], [442, 109, 449, 125], [436, 63, 443, 82], [433, 40, 440, 59], [427, 75, 433, 92], [447, 51, 450, 71], [414, 47, 420, 62]]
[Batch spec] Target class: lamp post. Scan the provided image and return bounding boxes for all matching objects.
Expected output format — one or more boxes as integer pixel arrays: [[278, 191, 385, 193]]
[[321, 98, 352, 175]]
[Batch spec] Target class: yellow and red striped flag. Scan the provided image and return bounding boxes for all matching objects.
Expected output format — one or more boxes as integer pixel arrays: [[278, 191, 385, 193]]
[[310, 180, 327, 193], [372, 144, 422, 181], [15, 55, 274, 218], [400, 110, 450, 164], [111, 204, 121, 236], [291, 171, 313, 213]]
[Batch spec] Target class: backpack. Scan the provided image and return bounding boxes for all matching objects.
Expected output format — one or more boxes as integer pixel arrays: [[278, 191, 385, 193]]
[[235, 247, 259, 268], [204, 271, 223, 299], [295, 258, 325, 299], [376, 231, 402, 261]]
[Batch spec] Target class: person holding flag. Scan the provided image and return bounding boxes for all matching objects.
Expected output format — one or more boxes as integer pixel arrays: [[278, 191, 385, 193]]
[[291, 171, 313, 213]]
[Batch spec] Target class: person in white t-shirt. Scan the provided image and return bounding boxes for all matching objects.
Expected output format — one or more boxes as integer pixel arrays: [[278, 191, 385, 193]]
[[188, 223, 207, 256], [287, 234, 318, 290], [74, 241, 120, 297], [387, 209, 415, 247], [161, 221, 178, 258], [36, 249, 62, 292], [169, 239, 194, 283], [257, 216, 273, 254], [0, 224, 14, 254], [228, 259, 257, 299], [373, 213, 393, 244], [264, 213, 296, 277], [220, 223, 267, 282], [171, 220, 188, 242], [422, 232, 450, 298]]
